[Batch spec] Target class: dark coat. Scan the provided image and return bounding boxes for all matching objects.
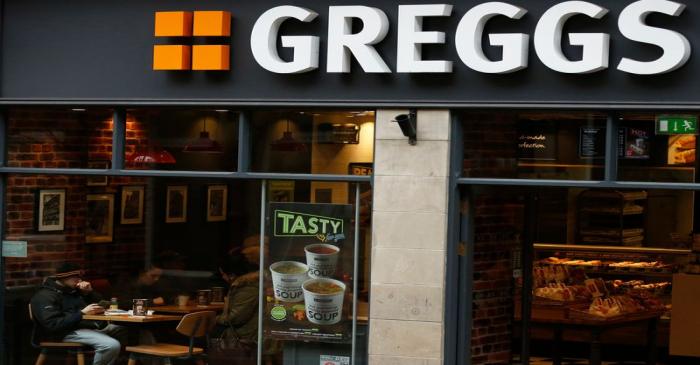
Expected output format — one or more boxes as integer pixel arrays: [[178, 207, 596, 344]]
[[216, 272, 259, 342], [30, 277, 104, 340]]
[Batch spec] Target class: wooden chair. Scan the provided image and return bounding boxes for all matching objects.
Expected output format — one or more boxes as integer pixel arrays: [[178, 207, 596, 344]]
[[126, 311, 216, 365], [28, 303, 88, 365]]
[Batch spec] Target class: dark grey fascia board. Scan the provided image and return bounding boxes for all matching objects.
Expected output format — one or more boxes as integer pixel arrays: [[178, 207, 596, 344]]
[[458, 177, 700, 191], [4, 99, 700, 110], [0, 167, 371, 182]]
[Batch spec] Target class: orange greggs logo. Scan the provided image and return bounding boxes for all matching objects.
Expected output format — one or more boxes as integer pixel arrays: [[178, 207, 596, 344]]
[[153, 11, 231, 71]]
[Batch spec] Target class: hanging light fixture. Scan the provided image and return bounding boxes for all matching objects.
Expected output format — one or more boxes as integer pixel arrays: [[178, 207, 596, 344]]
[[126, 146, 177, 165], [183, 116, 223, 153], [271, 119, 306, 152], [126, 112, 177, 166]]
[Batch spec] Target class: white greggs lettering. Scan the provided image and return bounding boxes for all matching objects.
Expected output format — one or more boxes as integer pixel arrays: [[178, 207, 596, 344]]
[[250, 0, 690, 75]]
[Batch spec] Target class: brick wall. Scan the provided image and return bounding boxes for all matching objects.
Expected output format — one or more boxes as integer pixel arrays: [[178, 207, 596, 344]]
[[462, 113, 518, 178], [463, 112, 523, 365], [470, 196, 523, 365], [4, 110, 148, 287]]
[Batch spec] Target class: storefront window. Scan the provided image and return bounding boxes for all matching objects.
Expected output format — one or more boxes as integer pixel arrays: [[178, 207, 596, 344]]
[[617, 113, 697, 183], [251, 111, 375, 175], [461, 111, 607, 180], [125, 109, 239, 171], [2, 110, 372, 365], [462, 184, 692, 364], [260, 180, 371, 365], [7, 108, 114, 169]]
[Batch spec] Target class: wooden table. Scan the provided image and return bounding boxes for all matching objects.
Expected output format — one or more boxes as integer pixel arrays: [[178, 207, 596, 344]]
[[152, 303, 224, 314], [83, 314, 183, 323], [527, 311, 662, 365]]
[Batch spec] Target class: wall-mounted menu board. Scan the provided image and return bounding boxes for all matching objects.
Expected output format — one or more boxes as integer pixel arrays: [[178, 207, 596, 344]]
[[579, 127, 605, 159], [517, 121, 558, 161]]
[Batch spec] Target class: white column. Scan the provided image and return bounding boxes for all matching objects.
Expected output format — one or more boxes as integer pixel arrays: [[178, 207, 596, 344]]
[[369, 110, 451, 365]]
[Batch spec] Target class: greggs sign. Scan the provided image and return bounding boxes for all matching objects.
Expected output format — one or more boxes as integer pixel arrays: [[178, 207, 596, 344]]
[[155, 0, 690, 76]]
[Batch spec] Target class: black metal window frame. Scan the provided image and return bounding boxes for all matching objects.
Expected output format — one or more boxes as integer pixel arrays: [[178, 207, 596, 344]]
[[446, 109, 700, 365], [0, 107, 373, 365]]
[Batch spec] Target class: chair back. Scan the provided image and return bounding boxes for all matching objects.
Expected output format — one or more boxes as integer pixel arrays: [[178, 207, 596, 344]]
[[28, 303, 41, 348], [176, 311, 216, 338]]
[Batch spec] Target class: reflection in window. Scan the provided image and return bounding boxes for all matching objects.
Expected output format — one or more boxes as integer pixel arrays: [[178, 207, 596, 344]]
[[7, 108, 113, 169], [463, 185, 692, 364], [252, 110, 375, 175], [125, 109, 239, 171], [618, 113, 697, 183], [461, 111, 607, 180], [3, 174, 371, 365]]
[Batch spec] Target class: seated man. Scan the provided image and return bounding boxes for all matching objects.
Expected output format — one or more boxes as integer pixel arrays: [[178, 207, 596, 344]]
[[30, 263, 126, 365], [113, 263, 165, 306]]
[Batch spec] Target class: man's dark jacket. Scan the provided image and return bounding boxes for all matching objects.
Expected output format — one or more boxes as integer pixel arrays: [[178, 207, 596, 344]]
[[30, 277, 104, 340]]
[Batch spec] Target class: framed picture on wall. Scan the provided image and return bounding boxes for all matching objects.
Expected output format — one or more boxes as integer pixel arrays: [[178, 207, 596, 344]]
[[36, 189, 66, 232], [86, 194, 114, 243], [86, 161, 110, 186], [120, 185, 144, 225], [166, 185, 188, 223], [268, 180, 294, 202], [206, 185, 227, 222]]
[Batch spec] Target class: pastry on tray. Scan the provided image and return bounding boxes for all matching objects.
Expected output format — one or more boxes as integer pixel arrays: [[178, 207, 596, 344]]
[[588, 295, 644, 317]]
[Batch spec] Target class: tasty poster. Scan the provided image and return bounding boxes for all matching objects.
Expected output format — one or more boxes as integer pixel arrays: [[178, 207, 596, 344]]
[[619, 127, 650, 159], [264, 203, 354, 343]]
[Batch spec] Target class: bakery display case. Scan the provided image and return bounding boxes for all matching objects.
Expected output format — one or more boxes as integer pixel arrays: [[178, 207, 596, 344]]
[[516, 242, 691, 356], [532, 244, 685, 319]]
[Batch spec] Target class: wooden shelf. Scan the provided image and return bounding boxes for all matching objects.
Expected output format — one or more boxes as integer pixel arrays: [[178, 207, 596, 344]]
[[534, 243, 691, 255], [518, 163, 694, 171]]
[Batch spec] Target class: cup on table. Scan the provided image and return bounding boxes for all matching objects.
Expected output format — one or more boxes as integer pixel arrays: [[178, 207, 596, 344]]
[[132, 299, 148, 316], [177, 295, 190, 307], [196, 290, 211, 306], [211, 287, 224, 303]]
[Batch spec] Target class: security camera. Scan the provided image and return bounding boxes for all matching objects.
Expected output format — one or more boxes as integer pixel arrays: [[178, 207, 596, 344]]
[[392, 110, 417, 145]]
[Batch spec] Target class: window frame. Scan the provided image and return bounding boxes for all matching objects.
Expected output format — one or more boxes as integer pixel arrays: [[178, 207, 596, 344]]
[[449, 110, 700, 365], [0, 107, 373, 365]]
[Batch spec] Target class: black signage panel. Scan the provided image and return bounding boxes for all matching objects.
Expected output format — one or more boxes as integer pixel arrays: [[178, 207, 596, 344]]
[[2, 0, 699, 105]]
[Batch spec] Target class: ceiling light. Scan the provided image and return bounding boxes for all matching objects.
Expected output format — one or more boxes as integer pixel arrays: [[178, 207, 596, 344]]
[[271, 119, 306, 152], [183, 117, 223, 154]]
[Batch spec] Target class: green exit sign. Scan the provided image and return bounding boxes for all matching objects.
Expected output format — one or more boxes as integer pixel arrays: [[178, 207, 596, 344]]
[[656, 115, 698, 135]]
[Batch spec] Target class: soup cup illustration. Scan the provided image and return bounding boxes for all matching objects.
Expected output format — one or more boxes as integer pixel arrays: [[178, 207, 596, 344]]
[[304, 244, 340, 278], [302, 278, 346, 325], [270, 261, 309, 302]]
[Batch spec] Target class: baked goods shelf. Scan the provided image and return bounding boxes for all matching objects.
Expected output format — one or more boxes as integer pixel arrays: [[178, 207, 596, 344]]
[[534, 243, 691, 255], [580, 207, 644, 215], [578, 190, 648, 201]]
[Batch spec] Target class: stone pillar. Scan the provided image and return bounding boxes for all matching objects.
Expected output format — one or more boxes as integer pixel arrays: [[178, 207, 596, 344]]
[[369, 110, 451, 365]]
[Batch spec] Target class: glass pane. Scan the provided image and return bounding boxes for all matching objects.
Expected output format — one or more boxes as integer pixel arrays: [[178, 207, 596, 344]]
[[251, 110, 375, 174], [462, 185, 690, 364], [261, 181, 371, 365], [3, 174, 261, 365], [617, 113, 697, 183], [461, 111, 607, 180], [7, 108, 113, 169], [125, 109, 238, 171], [3, 174, 371, 365]]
